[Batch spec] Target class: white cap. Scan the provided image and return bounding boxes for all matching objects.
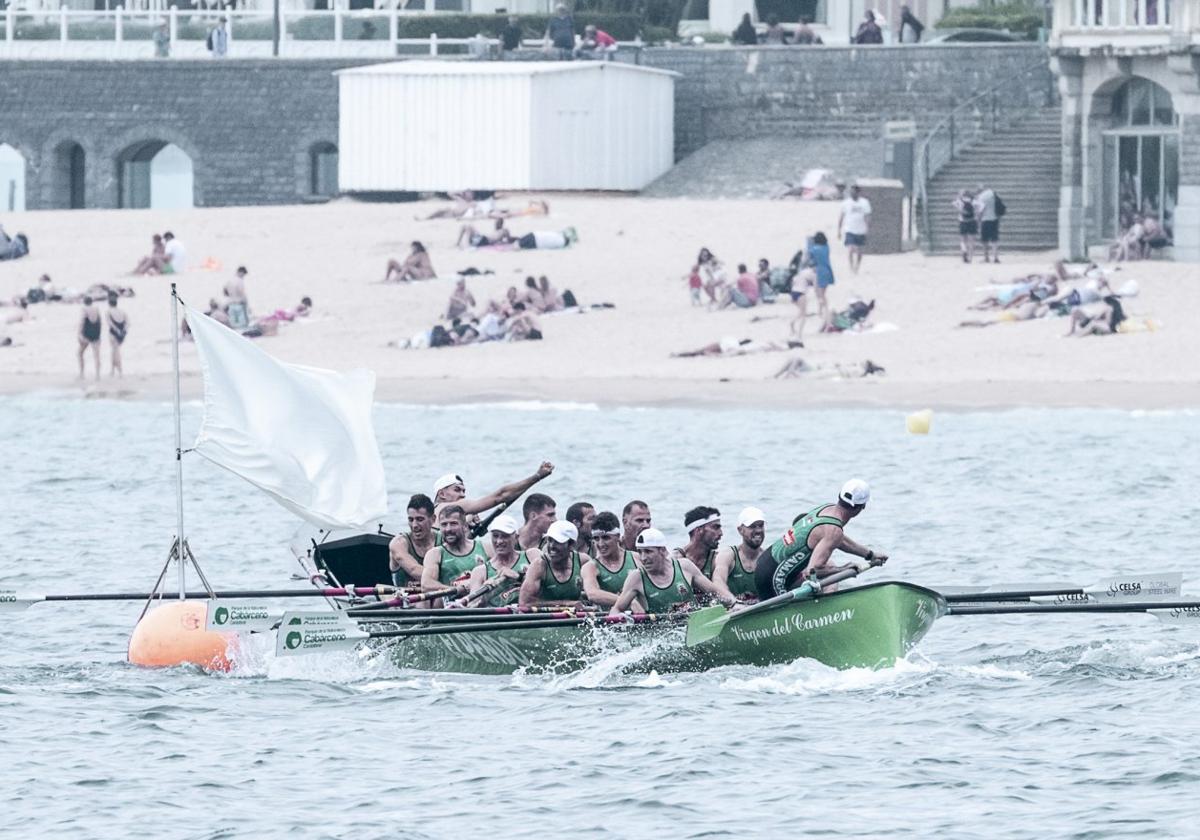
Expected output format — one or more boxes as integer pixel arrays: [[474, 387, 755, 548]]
[[635, 527, 668, 549], [839, 478, 871, 507], [546, 521, 578, 544], [489, 514, 518, 536], [737, 506, 766, 528], [433, 472, 463, 494]]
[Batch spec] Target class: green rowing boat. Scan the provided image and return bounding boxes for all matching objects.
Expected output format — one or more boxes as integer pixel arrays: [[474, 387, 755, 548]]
[[376, 582, 946, 676]]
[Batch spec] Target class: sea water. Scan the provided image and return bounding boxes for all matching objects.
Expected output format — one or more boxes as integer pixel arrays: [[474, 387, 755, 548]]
[[1, 397, 1198, 839]]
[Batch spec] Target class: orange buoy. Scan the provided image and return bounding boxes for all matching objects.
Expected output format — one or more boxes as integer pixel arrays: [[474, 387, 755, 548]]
[[127, 600, 234, 672]]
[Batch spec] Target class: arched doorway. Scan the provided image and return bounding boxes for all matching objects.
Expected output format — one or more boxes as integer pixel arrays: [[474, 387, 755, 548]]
[[309, 141, 339, 198], [52, 141, 86, 210], [118, 141, 194, 209], [0, 143, 27, 213], [1100, 77, 1179, 242]]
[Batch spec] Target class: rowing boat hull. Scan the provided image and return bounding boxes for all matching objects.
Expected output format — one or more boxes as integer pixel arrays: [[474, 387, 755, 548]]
[[380, 582, 945, 676]]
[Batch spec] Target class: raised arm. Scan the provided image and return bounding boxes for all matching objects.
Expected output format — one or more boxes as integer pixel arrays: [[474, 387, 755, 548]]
[[447, 461, 554, 517]]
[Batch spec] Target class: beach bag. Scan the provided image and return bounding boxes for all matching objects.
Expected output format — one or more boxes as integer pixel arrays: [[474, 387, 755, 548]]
[[994, 194, 1007, 218]]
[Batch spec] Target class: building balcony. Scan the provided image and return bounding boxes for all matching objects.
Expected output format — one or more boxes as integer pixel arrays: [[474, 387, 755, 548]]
[[1051, 0, 1200, 51]]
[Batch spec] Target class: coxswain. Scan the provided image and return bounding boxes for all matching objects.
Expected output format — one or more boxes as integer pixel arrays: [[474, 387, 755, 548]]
[[566, 501, 596, 556], [517, 493, 557, 550], [432, 461, 554, 518], [610, 528, 736, 615], [755, 479, 888, 600], [712, 506, 765, 600], [581, 511, 638, 608], [388, 493, 441, 589], [620, 500, 652, 552], [518, 521, 588, 608], [463, 514, 529, 607], [676, 506, 723, 578], [421, 505, 490, 603]]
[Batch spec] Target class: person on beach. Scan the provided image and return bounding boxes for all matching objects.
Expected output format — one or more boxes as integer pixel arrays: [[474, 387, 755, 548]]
[[686, 266, 703, 306], [789, 267, 813, 343], [384, 242, 435, 283], [566, 501, 596, 557], [954, 189, 978, 263], [506, 302, 543, 341], [610, 528, 737, 615], [974, 185, 1002, 264], [581, 511, 638, 608], [712, 507, 766, 600], [420, 505, 489, 598], [838, 184, 871, 274], [803, 232, 835, 323], [132, 234, 168, 275], [1065, 296, 1126, 337], [675, 506, 724, 578], [388, 493, 442, 589], [464, 514, 529, 608], [517, 493, 558, 551], [537, 276, 563, 311], [515, 228, 578, 250], [697, 248, 728, 306], [445, 278, 476, 321], [621, 500, 652, 552], [519, 521, 588, 608], [163, 232, 186, 273], [77, 295, 102, 381], [457, 219, 512, 249], [432, 462, 554, 519], [106, 291, 128, 378], [720, 264, 760, 309], [755, 479, 888, 600]]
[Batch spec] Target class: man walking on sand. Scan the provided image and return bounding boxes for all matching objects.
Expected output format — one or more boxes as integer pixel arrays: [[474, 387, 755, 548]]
[[974, 184, 1003, 264], [838, 184, 871, 274]]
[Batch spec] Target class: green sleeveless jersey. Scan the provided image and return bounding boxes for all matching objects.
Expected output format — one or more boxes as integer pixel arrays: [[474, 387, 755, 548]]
[[764, 504, 844, 593], [436, 537, 488, 586], [483, 551, 529, 608], [726, 546, 758, 598], [639, 558, 693, 613], [539, 551, 584, 601], [674, 547, 717, 578], [392, 530, 443, 588], [592, 549, 638, 595]]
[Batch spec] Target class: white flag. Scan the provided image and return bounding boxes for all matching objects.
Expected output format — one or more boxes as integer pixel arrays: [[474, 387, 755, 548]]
[[185, 304, 388, 529]]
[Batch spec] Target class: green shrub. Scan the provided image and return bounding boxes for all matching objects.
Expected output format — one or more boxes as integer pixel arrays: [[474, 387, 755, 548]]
[[935, 2, 1042, 39]]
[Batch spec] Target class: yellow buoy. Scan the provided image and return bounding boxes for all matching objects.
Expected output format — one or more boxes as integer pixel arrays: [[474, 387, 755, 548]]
[[127, 600, 234, 672], [906, 409, 933, 435]]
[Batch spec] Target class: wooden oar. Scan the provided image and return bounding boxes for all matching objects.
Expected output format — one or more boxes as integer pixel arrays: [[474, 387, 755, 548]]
[[1, 585, 397, 613], [346, 583, 468, 612], [685, 565, 866, 647], [939, 572, 1182, 604], [947, 599, 1200, 623]]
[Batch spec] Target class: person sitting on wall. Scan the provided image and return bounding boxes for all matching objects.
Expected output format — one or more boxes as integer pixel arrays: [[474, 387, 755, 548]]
[[852, 10, 883, 43], [732, 12, 758, 44], [575, 24, 617, 59], [792, 18, 823, 44]]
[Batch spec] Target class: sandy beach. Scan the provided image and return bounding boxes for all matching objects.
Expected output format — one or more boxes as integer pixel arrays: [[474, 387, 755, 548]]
[[1, 195, 1196, 409]]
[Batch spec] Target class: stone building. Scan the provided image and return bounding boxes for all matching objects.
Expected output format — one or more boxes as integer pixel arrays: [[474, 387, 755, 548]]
[[1052, 0, 1200, 260]]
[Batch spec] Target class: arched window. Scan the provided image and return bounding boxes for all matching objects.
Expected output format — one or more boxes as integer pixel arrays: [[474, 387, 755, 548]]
[[53, 141, 86, 210], [118, 140, 194, 209], [309, 142, 338, 198], [0, 143, 27, 213], [1111, 78, 1176, 127]]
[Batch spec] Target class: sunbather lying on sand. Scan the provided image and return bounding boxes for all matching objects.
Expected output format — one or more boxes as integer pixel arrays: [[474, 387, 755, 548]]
[[671, 337, 803, 358]]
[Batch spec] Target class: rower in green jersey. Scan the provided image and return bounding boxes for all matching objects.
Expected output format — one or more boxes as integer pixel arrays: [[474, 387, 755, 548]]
[[754, 479, 889, 600], [462, 514, 529, 608], [611, 528, 736, 615], [388, 493, 443, 588], [519, 521, 588, 608], [675, 505, 723, 579], [421, 505, 488, 603], [581, 511, 639, 608], [712, 506, 767, 600]]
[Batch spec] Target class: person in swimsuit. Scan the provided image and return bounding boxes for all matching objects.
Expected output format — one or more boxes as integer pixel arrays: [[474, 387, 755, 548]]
[[77, 295, 102, 381], [388, 493, 441, 589], [420, 505, 489, 605], [755, 479, 888, 600], [518, 521, 589, 609], [674, 506, 723, 579], [384, 241, 436, 283], [581, 511, 638, 608], [463, 515, 529, 607], [712, 506, 766, 601], [457, 219, 512, 249], [105, 291, 128, 378], [445, 278, 476, 321], [610, 528, 736, 615]]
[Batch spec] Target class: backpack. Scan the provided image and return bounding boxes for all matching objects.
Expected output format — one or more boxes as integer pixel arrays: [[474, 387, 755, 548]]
[[206, 29, 215, 51], [994, 194, 1007, 218]]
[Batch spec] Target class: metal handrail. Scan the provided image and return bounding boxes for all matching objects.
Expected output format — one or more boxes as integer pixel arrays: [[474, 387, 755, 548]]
[[915, 58, 1057, 253]]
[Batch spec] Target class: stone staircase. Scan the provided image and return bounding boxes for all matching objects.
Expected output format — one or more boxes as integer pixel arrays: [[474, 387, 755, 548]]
[[923, 108, 1062, 254]]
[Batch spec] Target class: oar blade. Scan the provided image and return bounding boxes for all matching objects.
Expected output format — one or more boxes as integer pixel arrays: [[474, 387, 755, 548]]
[[205, 601, 280, 632], [1028, 572, 1185, 605], [1151, 606, 1200, 625], [684, 605, 730, 647], [0, 592, 43, 612], [275, 611, 369, 657]]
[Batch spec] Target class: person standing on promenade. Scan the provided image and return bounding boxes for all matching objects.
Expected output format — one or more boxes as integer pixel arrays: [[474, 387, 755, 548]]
[[733, 13, 759, 45], [898, 5, 924, 42], [208, 17, 228, 58], [544, 5, 576, 59], [154, 21, 171, 57], [501, 16, 523, 55], [853, 11, 883, 44], [974, 184, 1003, 264], [838, 183, 871, 274]]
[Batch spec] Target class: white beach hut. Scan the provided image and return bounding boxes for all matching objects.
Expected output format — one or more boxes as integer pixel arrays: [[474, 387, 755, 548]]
[[336, 61, 677, 193]]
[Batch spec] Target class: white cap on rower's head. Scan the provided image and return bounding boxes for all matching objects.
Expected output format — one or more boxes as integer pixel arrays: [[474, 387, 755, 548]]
[[839, 478, 871, 507], [635, 527, 668, 549], [546, 521, 578, 544], [489, 514, 518, 536], [737, 506, 766, 528], [433, 472, 463, 494]]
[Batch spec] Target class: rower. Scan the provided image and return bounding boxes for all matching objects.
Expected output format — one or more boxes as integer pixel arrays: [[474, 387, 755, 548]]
[[755, 479, 888, 600], [676, 506, 723, 578], [517, 492, 557, 550], [620, 500, 652, 553], [432, 461, 554, 519], [610, 528, 736, 615], [518, 521, 587, 609], [421, 505, 490, 602], [712, 506, 765, 600], [566, 500, 596, 556], [464, 514, 529, 607], [388, 493, 441, 589], [581, 510, 638, 608]]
